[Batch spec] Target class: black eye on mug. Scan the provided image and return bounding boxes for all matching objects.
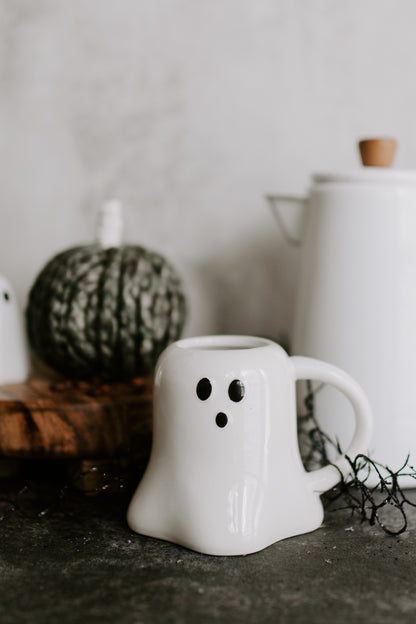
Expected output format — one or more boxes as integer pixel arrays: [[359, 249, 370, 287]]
[[228, 379, 245, 402], [196, 378, 212, 401], [3, 291, 10, 302]]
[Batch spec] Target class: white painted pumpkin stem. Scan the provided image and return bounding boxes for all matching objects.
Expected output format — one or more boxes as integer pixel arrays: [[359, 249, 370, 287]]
[[96, 199, 123, 248]]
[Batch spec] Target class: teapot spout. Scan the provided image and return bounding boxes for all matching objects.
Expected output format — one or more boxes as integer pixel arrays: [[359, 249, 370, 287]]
[[266, 195, 307, 247]]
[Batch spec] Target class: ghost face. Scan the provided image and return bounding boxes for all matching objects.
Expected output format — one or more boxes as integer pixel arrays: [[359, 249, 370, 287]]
[[152, 342, 277, 477], [196, 376, 245, 429], [0, 276, 14, 310], [0, 275, 29, 384]]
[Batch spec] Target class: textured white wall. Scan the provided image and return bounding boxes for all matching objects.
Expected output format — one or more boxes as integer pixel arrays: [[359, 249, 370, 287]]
[[1, 0, 416, 345]]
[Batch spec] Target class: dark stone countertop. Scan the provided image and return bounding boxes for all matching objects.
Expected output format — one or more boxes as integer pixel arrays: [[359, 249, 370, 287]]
[[1, 474, 416, 624]]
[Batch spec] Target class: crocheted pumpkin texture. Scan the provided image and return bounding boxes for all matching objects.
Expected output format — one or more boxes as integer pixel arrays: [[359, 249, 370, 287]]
[[26, 244, 186, 380]]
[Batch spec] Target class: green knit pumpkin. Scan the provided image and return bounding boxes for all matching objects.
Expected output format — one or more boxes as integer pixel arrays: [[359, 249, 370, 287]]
[[26, 241, 186, 380]]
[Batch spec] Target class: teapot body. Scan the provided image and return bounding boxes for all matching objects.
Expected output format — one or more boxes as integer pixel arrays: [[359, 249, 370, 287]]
[[293, 172, 416, 484]]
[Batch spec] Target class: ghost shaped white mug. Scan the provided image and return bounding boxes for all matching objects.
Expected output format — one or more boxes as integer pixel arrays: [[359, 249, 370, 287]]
[[127, 335, 372, 556], [0, 275, 29, 385]]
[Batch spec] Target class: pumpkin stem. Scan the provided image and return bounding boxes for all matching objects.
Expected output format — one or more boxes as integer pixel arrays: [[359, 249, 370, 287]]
[[96, 199, 123, 248]]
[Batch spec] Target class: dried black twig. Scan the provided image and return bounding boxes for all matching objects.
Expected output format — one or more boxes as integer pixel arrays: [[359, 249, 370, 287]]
[[298, 380, 331, 471], [323, 454, 416, 536], [299, 381, 416, 536]]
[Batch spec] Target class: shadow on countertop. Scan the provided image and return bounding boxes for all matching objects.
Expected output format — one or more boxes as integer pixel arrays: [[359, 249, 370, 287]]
[[1, 468, 416, 624]]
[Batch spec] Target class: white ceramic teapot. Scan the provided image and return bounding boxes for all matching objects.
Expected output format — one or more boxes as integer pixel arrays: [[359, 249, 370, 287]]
[[270, 139, 416, 486], [0, 275, 29, 385]]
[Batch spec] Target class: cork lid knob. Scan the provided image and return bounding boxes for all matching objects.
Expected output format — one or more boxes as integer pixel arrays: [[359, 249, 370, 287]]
[[359, 138, 397, 167]]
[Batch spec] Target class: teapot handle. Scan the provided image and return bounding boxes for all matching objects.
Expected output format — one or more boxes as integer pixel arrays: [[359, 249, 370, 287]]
[[290, 356, 373, 493], [266, 195, 306, 247]]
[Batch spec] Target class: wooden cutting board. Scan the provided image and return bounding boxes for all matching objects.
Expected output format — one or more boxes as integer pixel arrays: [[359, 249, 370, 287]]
[[0, 372, 153, 462]]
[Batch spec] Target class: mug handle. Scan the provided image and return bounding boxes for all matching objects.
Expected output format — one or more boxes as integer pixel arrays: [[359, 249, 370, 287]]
[[291, 356, 373, 493]]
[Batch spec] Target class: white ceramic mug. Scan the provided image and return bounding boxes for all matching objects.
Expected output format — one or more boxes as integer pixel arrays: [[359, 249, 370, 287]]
[[127, 335, 372, 556]]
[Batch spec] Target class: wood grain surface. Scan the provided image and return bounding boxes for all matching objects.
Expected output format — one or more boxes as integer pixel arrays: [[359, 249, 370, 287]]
[[0, 373, 153, 460]]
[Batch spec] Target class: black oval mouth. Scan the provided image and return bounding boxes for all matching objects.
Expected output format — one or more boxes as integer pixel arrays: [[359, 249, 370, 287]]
[[215, 412, 228, 428]]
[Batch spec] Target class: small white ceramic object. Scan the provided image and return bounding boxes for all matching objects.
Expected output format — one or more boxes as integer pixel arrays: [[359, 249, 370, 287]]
[[127, 335, 372, 556], [270, 145, 416, 486], [0, 275, 29, 385]]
